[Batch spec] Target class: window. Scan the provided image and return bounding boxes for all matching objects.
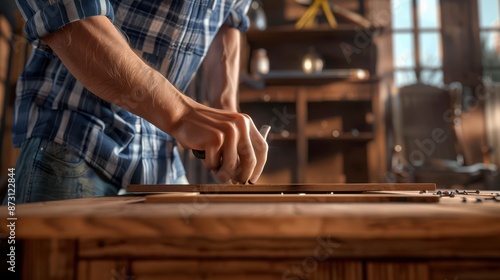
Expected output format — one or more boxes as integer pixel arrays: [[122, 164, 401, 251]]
[[478, 0, 500, 81], [391, 0, 443, 87]]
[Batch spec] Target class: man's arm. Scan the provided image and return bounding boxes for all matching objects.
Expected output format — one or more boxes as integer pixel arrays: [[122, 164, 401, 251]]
[[42, 16, 267, 183], [200, 25, 241, 112]]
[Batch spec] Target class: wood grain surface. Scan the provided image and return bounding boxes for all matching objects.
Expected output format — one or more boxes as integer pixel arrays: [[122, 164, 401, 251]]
[[126, 183, 436, 193], [1, 192, 499, 240], [5, 191, 500, 280], [77, 236, 500, 259], [144, 193, 440, 203]]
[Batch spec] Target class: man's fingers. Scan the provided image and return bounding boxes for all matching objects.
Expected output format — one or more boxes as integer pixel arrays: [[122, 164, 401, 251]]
[[249, 125, 269, 184], [233, 133, 257, 183], [214, 126, 239, 183]]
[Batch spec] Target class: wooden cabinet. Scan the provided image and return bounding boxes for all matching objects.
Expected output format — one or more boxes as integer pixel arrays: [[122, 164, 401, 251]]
[[240, 26, 381, 183], [19, 238, 500, 280], [11, 195, 500, 280]]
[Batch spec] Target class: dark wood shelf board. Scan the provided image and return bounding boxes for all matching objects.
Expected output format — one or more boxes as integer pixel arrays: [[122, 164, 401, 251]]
[[256, 70, 374, 86], [239, 94, 295, 103], [268, 132, 298, 141], [261, 69, 369, 80], [239, 82, 377, 103], [246, 25, 380, 43], [307, 131, 375, 141], [266, 132, 374, 142]]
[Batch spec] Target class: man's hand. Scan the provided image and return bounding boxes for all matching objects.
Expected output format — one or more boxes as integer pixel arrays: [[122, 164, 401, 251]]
[[171, 99, 268, 183], [42, 16, 268, 183]]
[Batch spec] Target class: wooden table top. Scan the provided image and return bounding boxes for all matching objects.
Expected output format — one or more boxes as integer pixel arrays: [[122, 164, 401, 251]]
[[1, 191, 500, 240]]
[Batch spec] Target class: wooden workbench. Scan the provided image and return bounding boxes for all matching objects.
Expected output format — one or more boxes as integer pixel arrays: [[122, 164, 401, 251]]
[[1, 192, 500, 279]]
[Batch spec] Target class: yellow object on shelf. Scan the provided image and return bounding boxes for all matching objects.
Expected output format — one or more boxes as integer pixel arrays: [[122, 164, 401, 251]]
[[295, 0, 338, 29]]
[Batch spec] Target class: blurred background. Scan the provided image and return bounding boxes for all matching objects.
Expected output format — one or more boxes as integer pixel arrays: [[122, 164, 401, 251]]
[[2, 0, 500, 190]]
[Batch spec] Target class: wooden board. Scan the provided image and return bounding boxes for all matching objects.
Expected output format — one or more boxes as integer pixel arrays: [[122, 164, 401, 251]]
[[144, 193, 440, 203], [127, 183, 436, 193], [2, 194, 500, 239]]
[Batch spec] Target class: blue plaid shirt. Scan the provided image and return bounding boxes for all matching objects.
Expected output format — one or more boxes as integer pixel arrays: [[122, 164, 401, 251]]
[[14, 0, 250, 188]]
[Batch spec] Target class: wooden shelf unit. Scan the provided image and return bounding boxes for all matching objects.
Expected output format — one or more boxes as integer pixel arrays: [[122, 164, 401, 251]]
[[240, 24, 381, 184]]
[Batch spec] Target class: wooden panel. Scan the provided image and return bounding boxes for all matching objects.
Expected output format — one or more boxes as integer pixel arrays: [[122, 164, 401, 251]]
[[22, 239, 76, 280], [15, 196, 145, 206], [239, 82, 376, 103], [331, 261, 363, 280], [305, 82, 376, 102], [306, 147, 345, 183], [131, 260, 330, 280], [0, 15, 10, 124], [239, 86, 298, 103], [78, 236, 500, 260], [126, 183, 436, 193], [4, 199, 500, 240], [296, 87, 308, 183], [440, 0, 485, 165], [78, 238, 324, 259], [366, 262, 429, 280], [77, 260, 130, 280], [369, 0, 391, 183], [257, 140, 296, 184], [429, 261, 500, 280], [144, 193, 440, 203], [440, 0, 482, 87]]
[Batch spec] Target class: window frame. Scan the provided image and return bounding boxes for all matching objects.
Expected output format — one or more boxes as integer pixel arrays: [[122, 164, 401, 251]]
[[391, 0, 443, 87], [478, 0, 500, 78]]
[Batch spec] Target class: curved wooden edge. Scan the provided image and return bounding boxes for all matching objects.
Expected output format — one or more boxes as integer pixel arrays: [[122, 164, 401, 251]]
[[127, 183, 437, 193]]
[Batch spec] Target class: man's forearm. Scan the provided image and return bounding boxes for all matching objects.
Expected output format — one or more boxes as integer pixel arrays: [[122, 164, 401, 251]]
[[42, 16, 189, 134], [201, 25, 241, 112]]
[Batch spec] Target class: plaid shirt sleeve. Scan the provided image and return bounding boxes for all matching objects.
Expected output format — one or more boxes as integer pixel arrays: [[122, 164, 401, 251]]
[[16, 0, 114, 44], [224, 0, 251, 32]]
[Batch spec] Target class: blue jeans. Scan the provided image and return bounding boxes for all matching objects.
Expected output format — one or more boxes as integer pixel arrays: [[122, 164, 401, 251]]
[[3, 138, 118, 204], [2, 138, 188, 204]]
